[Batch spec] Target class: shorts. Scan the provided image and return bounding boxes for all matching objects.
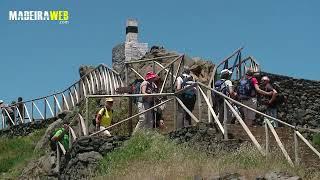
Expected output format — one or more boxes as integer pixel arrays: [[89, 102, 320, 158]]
[[100, 126, 112, 136], [241, 97, 257, 120]]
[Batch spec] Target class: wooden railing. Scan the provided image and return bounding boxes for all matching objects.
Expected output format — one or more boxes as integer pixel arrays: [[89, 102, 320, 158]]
[[0, 64, 123, 129]]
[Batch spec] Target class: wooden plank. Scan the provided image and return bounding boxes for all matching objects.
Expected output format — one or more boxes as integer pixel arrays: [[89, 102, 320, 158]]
[[90, 98, 173, 136], [125, 54, 179, 64], [198, 87, 224, 134], [296, 131, 320, 158], [265, 119, 294, 166], [175, 97, 199, 123], [130, 67, 145, 80], [225, 100, 265, 156], [78, 113, 88, 136]]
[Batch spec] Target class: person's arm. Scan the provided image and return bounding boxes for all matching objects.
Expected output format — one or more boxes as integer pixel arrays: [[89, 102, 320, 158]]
[[51, 125, 68, 141], [254, 84, 272, 96], [96, 108, 105, 129], [95, 114, 102, 130], [269, 89, 278, 104], [251, 78, 272, 96], [141, 83, 147, 94], [176, 78, 182, 90]]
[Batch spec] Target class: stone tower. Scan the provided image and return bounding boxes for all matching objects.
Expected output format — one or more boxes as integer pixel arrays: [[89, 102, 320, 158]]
[[112, 19, 148, 73]]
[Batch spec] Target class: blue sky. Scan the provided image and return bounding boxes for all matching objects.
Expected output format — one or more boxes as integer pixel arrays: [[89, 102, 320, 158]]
[[0, 0, 319, 103]]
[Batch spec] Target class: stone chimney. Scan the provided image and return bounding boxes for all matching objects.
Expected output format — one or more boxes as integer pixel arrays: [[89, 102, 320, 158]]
[[126, 19, 138, 43], [112, 19, 148, 72]]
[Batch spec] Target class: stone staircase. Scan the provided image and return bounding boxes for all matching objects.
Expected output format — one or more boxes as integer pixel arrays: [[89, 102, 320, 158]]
[[160, 94, 319, 168]]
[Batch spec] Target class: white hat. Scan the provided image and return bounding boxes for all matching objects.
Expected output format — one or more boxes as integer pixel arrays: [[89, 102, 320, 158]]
[[0, 100, 3, 104], [220, 69, 232, 75]]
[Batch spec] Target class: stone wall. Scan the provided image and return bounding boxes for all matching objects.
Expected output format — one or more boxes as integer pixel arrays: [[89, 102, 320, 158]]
[[59, 136, 128, 179], [0, 118, 57, 137], [112, 43, 125, 73], [256, 72, 320, 128]]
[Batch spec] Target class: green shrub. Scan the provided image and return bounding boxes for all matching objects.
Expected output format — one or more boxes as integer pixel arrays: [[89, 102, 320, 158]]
[[312, 133, 320, 147]]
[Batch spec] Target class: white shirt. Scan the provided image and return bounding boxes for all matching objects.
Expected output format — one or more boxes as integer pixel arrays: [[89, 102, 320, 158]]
[[176, 74, 195, 90], [220, 79, 233, 94]]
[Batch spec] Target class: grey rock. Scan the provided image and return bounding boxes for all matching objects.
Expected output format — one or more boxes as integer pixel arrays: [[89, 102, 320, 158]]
[[262, 171, 301, 180]]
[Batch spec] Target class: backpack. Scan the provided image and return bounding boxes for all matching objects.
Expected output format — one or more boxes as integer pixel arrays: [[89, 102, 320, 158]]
[[271, 82, 285, 105], [238, 77, 254, 100], [49, 128, 64, 151], [180, 74, 196, 97], [212, 79, 227, 103], [92, 108, 107, 126], [131, 79, 143, 103]]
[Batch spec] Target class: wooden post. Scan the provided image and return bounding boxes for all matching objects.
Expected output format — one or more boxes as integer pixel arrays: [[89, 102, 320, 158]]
[[56, 145, 60, 173], [266, 119, 294, 166], [171, 64, 174, 93], [223, 101, 228, 140], [208, 90, 212, 123], [85, 97, 89, 135], [69, 128, 72, 149], [128, 97, 133, 135], [265, 122, 269, 156], [44, 99, 47, 121], [174, 97, 177, 130], [1, 114, 4, 129], [238, 58, 242, 79], [54, 96, 57, 116], [197, 85, 202, 121], [294, 131, 299, 165], [125, 64, 128, 87], [31, 101, 34, 121]]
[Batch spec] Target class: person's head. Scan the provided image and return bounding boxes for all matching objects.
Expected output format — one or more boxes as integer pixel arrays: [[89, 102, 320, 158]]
[[0, 100, 3, 105], [11, 101, 16, 105], [220, 69, 232, 79], [261, 76, 270, 86], [105, 98, 114, 110], [63, 120, 70, 130], [145, 72, 158, 82], [246, 68, 254, 77], [182, 66, 191, 75], [18, 97, 23, 102]]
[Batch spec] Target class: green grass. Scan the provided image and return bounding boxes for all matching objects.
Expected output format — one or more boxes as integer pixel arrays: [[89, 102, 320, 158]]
[[312, 133, 320, 148], [0, 129, 45, 177], [96, 131, 320, 180]]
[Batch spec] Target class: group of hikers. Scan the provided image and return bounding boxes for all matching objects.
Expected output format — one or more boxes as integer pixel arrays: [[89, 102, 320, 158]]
[[25, 66, 280, 152], [0, 97, 25, 128], [214, 68, 279, 127]]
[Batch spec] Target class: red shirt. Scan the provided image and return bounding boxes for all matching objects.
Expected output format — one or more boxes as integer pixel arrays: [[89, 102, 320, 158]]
[[251, 77, 258, 86], [246, 75, 258, 97]]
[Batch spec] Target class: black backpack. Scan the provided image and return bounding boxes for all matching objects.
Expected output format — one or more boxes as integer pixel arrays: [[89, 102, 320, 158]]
[[131, 79, 144, 103], [180, 75, 196, 96], [271, 82, 285, 105]]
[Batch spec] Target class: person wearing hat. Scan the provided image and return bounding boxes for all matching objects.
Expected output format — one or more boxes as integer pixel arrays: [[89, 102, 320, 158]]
[[176, 66, 197, 128], [238, 68, 273, 126], [95, 97, 114, 136], [261, 76, 278, 127], [213, 69, 237, 123], [134, 71, 159, 131]]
